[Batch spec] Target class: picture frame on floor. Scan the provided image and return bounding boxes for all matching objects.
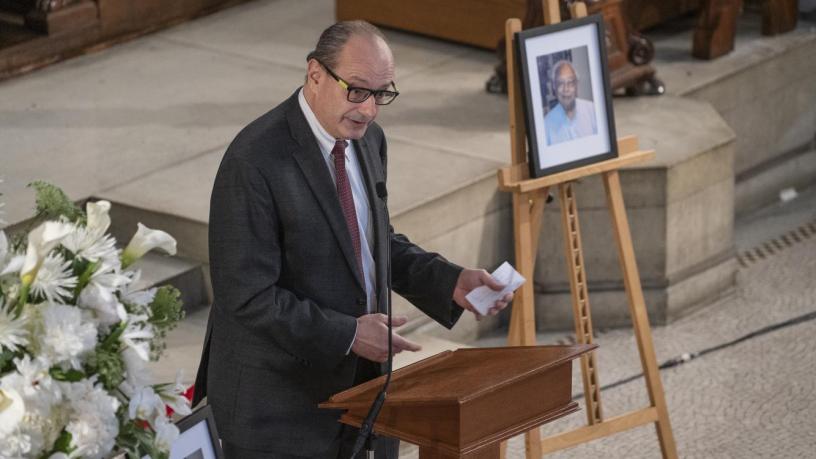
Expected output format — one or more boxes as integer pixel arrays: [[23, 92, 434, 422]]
[[170, 405, 224, 459]]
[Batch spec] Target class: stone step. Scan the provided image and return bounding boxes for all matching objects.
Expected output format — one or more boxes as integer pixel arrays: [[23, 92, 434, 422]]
[[147, 304, 210, 386], [127, 251, 211, 316]]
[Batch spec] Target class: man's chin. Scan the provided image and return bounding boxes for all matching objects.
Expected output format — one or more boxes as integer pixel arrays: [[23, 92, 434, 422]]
[[342, 120, 370, 139]]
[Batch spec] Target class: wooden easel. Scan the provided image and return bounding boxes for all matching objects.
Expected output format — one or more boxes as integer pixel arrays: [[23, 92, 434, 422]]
[[498, 2, 678, 458]]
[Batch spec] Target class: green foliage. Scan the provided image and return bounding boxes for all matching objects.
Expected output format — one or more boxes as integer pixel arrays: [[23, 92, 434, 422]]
[[148, 286, 185, 360], [87, 322, 127, 390], [49, 366, 86, 382], [28, 181, 84, 223], [37, 430, 74, 459], [0, 348, 21, 374], [7, 231, 27, 252], [89, 346, 125, 391], [117, 412, 167, 459], [73, 259, 99, 300], [52, 430, 73, 453]]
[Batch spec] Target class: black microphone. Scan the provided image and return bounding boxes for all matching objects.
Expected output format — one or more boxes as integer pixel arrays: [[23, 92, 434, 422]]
[[350, 182, 393, 459], [375, 182, 388, 201]]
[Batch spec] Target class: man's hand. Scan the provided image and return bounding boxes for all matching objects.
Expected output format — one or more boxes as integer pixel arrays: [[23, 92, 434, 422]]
[[351, 314, 422, 363], [453, 268, 513, 320]]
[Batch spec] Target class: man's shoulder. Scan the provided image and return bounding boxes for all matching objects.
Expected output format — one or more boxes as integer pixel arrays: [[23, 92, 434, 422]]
[[576, 98, 595, 111], [224, 91, 299, 164]]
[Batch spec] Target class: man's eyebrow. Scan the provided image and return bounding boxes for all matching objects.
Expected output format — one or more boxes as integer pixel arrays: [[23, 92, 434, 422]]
[[346, 75, 394, 90]]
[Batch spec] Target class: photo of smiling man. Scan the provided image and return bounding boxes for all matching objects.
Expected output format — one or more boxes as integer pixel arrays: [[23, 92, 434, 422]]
[[541, 49, 598, 146]]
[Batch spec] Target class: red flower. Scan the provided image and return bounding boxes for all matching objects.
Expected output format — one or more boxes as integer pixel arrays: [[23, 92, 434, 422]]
[[165, 384, 195, 417]]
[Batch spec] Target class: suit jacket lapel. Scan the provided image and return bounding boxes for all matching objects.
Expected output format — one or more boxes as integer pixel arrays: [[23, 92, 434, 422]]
[[285, 94, 365, 290], [353, 136, 388, 313]]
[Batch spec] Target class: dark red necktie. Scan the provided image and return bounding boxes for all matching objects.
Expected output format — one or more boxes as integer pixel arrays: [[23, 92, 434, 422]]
[[331, 140, 363, 276]]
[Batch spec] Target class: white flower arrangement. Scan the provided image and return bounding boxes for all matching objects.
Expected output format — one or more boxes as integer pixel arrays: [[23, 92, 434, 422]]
[[0, 182, 188, 459]]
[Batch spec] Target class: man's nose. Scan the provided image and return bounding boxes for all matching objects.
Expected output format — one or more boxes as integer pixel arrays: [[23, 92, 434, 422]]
[[358, 96, 378, 118]]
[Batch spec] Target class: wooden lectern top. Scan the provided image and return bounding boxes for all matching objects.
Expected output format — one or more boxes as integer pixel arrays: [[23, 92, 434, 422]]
[[323, 345, 595, 407]]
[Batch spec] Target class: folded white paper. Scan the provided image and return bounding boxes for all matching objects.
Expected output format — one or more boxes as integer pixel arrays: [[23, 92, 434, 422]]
[[465, 261, 525, 315]]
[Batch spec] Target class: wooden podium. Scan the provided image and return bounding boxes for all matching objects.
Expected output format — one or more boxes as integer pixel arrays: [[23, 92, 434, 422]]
[[321, 345, 595, 458]]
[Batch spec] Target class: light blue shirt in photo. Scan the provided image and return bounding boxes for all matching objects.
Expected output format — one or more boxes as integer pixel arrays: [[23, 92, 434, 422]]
[[544, 98, 598, 146]]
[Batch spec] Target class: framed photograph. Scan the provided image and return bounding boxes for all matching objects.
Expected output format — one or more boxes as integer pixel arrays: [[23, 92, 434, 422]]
[[170, 405, 224, 459], [516, 14, 618, 178]]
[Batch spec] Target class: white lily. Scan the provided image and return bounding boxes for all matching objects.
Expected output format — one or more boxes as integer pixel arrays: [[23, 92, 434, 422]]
[[121, 314, 154, 361], [119, 347, 153, 398], [121, 223, 176, 268], [77, 262, 130, 327], [120, 270, 158, 314], [152, 415, 180, 452], [157, 370, 192, 417], [128, 386, 163, 425], [0, 385, 25, 436], [0, 253, 24, 277], [20, 221, 73, 286], [86, 201, 111, 236]]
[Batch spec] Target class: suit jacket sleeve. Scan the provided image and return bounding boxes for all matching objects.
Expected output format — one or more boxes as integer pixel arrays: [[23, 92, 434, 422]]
[[209, 155, 357, 370], [371, 131, 465, 328]]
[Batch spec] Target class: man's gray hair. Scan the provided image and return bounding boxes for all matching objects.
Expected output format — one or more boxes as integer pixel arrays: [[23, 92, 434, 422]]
[[551, 59, 578, 84], [306, 20, 386, 68]]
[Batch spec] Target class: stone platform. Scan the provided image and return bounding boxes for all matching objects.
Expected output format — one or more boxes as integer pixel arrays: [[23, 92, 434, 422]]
[[2, 3, 815, 457], [0, 1, 814, 338]]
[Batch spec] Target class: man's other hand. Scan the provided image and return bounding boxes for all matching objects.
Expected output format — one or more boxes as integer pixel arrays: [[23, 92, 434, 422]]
[[453, 268, 513, 320], [352, 314, 422, 363]]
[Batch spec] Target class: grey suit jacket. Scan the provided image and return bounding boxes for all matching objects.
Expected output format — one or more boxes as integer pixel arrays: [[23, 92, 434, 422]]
[[194, 90, 464, 456]]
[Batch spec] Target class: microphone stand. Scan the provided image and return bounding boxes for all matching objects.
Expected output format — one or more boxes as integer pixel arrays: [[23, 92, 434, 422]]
[[350, 182, 393, 459]]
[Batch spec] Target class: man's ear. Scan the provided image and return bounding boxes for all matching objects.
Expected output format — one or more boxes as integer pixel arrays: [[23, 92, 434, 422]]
[[306, 59, 322, 87]]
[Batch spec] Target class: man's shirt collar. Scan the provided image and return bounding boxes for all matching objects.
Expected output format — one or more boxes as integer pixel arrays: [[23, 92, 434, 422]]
[[298, 88, 346, 157]]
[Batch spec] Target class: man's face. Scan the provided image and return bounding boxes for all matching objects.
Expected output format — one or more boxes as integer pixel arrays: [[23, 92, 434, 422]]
[[306, 35, 395, 140], [554, 64, 577, 112]]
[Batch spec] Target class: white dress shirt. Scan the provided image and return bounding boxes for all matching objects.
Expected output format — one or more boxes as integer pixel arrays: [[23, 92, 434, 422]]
[[298, 89, 377, 315]]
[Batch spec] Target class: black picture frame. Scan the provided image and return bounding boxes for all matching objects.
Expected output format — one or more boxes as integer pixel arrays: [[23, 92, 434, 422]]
[[515, 14, 618, 178], [170, 405, 224, 459]]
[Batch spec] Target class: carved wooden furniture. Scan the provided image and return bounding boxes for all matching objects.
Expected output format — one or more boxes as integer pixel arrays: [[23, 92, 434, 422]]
[[761, 0, 799, 35], [585, 0, 663, 95], [487, 0, 662, 96], [335, 0, 662, 96], [321, 345, 596, 458], [336, 0, 526, 50], [623, 0, 703, 30], [692, 0, 741, 59], [10, 0, 98, 35], [0, 0, 252, 80]]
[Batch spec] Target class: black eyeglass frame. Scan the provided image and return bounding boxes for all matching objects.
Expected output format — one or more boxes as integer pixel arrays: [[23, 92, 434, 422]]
[[315, 59, 400, 105]]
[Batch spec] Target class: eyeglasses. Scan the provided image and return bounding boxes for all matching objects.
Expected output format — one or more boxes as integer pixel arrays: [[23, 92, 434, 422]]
[[315, 59, 399, 105], [555, 78, 577, 90]]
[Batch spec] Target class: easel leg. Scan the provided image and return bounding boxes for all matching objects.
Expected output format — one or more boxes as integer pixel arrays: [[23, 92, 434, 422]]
[[558, 182, 603, 425], [602, 171, 678, 458], [506, 189, 548, 459], [508, 191, 541, 347]]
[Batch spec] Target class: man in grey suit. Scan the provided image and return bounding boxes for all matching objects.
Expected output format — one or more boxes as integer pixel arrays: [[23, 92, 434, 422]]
[[194, 21, 512, 459]]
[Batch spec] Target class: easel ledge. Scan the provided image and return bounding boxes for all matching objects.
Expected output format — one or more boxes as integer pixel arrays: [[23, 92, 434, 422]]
[[497, 135, 654, 192]]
